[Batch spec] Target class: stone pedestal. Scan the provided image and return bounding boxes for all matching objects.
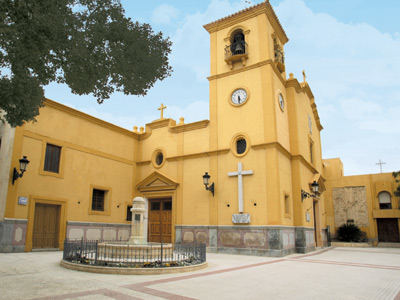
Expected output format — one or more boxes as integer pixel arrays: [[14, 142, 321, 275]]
[[128, 197, 147, 245]]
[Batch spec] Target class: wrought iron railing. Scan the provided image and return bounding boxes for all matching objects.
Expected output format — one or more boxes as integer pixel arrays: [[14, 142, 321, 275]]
[[63, 239, 206, 268], [274, 48, 285, 64]]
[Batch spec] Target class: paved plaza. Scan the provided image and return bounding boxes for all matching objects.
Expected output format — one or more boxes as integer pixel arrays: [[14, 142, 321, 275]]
[[0, 247, 400, 300]]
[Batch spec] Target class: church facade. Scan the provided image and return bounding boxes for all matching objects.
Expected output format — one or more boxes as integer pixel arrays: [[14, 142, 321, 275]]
[[0, 1, 398, 255]]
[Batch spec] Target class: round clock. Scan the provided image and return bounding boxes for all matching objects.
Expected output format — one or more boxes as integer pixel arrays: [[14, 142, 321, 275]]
[[278, 93, 284, 111], [231, 88, 248, 105]]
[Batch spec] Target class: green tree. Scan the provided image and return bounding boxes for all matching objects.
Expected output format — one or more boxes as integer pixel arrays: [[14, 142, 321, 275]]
[[393, 171, 400, 197], [0, 0, 172, 127]]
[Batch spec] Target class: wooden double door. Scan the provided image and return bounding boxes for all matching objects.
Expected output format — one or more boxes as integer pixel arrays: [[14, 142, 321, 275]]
[[377, 218, 400, 243], [32, 204, 59, 249], [148, 198, 172, 243]]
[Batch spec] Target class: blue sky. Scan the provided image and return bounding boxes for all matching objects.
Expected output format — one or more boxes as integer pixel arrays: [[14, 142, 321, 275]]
[[44, 0, 400, 176]]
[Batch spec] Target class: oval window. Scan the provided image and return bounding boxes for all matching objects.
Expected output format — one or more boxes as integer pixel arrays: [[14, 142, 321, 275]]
[[156, 152, 163, 166], [236, 138, 247, 155]]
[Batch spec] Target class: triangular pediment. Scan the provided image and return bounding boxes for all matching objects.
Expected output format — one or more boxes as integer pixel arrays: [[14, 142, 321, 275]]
[[136, 171, 179, 192]]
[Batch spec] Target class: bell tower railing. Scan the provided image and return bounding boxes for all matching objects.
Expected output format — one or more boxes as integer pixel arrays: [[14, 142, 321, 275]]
[[274, 47, 285, 72], [224, 40, 248, 69]]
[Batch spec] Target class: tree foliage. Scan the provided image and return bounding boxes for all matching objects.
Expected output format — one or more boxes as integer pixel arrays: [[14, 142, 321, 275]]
[[393, 171, 400, 197], [0, 0, 172, 127]]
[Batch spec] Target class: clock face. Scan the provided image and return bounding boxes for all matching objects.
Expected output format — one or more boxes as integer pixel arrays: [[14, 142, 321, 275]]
[[231, 89, 248, 105], [278, 93, 284, 111]]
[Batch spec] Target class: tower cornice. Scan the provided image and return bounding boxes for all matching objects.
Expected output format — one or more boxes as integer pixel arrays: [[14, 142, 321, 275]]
[[203, 0, 288, 45]]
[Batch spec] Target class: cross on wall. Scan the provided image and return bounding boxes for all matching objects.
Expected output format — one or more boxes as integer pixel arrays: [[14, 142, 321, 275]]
[[228, 162, 253, 213]]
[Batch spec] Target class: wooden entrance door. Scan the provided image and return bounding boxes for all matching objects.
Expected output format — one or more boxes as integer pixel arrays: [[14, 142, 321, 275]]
[[33, 204, 59, 248], [377, 218, 400, 242], [148, 199, 172, 243]]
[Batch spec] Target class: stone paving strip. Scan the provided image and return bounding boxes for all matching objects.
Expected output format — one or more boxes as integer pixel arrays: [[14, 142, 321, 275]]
[[0, 247, 399, 300]]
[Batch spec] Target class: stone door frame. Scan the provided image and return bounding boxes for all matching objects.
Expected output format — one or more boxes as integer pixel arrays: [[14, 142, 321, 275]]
[[26, 195, 67, 251]]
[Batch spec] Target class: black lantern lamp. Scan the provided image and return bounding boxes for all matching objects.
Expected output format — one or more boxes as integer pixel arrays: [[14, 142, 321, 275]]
[[202, 172, 215, 196], [301, 181, 319, 202], [12, 156, 30, 185]]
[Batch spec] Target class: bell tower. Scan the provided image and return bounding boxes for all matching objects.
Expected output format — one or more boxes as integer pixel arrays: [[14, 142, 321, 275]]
[[204, 0, 289, 153], [202, 1, 292, 228]]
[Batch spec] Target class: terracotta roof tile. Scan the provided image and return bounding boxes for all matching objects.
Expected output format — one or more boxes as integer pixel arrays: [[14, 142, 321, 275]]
[[203, 1, 268, 28], [203, 0, 288, 44]]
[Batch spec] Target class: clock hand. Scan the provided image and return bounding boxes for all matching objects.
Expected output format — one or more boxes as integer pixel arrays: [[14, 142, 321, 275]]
[[238, 96, 241, 103]]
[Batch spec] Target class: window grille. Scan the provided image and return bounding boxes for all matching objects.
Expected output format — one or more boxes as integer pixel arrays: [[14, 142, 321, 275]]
[[92, 189, 105, 211], [236, 139, 247, 154]]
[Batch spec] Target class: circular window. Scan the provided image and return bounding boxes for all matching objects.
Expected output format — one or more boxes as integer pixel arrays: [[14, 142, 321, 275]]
[[278, 93, 284, 111], [231, 133, 250, 157], [152, 148, 166, 168]]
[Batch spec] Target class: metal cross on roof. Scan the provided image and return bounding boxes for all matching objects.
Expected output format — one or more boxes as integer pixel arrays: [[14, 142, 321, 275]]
[[376, 159, 386, 173]]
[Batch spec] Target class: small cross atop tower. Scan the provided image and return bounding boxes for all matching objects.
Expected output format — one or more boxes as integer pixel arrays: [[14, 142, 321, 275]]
[[302, 70, 307, 83], [376, 159, 386, 173], [158, 103, 167, 119]]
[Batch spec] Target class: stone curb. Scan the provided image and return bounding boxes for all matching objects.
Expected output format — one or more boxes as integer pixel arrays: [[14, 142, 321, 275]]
[[331, 242, 370, 247], [60, 260, 208, 275]]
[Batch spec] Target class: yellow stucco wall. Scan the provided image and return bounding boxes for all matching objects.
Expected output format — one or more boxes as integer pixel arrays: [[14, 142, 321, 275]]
[[324, 158, 398, 240], [5, 100, 138, 250]]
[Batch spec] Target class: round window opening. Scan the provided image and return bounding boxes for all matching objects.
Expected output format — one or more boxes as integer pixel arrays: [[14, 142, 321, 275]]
[[156, 152, 164, 166], [236, 138, 247, 155]]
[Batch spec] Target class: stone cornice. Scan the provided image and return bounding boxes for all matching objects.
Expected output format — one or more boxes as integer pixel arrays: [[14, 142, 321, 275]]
[[252, 141, 292, 159], [169, 120, 209, 133], [285, 79, 323, 131], [167, 149, 230, 162], [203, 1, 288, 45], [136, 149, 230, 166], [251, 141, 325, 182], [43, 99, 138, 139], [139, 119, 209, 141], [23, 130, 135, 166], [208, 59, 286, 86]]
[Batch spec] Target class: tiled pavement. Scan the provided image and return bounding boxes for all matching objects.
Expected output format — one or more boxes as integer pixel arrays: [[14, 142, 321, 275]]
[[0, 247, 399, 300]]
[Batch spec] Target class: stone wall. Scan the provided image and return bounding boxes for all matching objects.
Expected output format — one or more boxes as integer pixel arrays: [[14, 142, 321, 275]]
[[332, 186, 369, 227], [0, 218, 27, 252], [66, 221, 131, 241], [175, 225, 313, 257]]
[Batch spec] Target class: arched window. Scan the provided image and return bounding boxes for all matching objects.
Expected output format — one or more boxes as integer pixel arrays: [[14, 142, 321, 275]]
[[230, 30, 246, 55], [378, 191, 392, 209]]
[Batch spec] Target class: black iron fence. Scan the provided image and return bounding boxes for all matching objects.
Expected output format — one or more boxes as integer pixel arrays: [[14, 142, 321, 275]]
[[63, 239, 206, 268]]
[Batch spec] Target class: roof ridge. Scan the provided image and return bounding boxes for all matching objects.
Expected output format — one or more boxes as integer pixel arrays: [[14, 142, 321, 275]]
[[203, 0, 269, 28]]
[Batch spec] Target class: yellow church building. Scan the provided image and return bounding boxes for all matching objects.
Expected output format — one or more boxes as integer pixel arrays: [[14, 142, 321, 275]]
[[0, 1, 398, 255]]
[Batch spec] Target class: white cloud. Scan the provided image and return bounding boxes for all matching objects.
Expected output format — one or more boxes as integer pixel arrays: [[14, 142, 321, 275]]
[[166, 101, 209, 123], [340, 98, 382, 119], [77, 101, 209, 131], [151, 4, 180, 25], [274, 0, 400, 174], [170, 0, 246, 80]]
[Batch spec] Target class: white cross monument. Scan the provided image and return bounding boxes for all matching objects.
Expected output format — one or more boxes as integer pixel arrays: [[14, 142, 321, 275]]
[[228, 162, 253, 213]]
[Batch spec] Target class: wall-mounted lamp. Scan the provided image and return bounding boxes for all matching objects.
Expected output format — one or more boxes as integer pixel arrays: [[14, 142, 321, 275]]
[[12, 156, 30, 185], [202, 172, 215, 196], [301, 181, 319, 202]]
